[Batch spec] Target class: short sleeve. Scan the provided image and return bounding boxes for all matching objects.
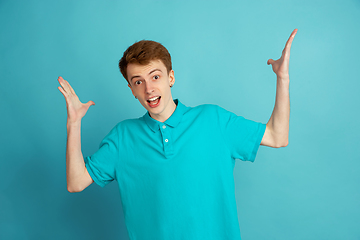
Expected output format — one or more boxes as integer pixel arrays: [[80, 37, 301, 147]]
[[85, 125, 120, 187], [216, 106, 266, 162]]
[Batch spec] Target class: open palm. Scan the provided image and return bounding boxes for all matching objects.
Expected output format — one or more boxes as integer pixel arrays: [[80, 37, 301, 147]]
[[58, 76, 95, 123]]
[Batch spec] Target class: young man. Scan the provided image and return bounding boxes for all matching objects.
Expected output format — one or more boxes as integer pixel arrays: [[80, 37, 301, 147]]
[[58, 29, 297, 240]]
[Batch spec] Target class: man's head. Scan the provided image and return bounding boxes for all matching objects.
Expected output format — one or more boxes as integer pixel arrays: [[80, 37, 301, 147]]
[[119, 40, 176, 123], [119, 40, 172, 82]]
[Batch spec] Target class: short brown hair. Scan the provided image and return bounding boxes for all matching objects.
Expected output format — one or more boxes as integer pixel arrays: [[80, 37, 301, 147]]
[[119, 40, 172, 82]]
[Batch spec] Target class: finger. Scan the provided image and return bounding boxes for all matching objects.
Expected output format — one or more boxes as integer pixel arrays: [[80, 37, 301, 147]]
[[85, 101, 95, 110], [267, 59, 275, 65], [64, 80, 76, 95], [58, 76, 71, 94], [86, 101, 95, 107], [58, 86, 67, 98], [284, 29, 298, 53], [286, 29, 297, 47], [58, 76, 76, 95], [58, 76, 66, 86]]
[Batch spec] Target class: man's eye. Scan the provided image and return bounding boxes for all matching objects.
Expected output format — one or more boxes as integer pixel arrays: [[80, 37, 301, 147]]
[[153, 75, 160, 80], [135, 80, 142, 85]]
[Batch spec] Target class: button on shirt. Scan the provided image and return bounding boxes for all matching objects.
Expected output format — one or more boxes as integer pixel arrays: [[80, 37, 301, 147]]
[[85, 99, 266, 240]]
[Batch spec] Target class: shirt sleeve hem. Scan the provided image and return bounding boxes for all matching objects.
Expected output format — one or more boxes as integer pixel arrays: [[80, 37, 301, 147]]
[[248, 123, 266, 162], [85, 156, 106, 188]]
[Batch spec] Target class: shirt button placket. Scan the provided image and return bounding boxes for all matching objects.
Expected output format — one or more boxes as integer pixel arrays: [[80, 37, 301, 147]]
[[160, 124, 173, 157]]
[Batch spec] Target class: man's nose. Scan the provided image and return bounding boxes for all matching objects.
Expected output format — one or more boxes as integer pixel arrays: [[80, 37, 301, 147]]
[[145, 81, 155, 94]]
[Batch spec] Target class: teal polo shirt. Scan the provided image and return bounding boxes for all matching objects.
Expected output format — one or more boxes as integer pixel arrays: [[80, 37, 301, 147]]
[[85, 99, 266, 240]]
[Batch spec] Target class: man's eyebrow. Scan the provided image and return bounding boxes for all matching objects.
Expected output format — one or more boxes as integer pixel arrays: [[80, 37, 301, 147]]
[[130, 69, 162, 82], [130, 75, 141, 82], [149, 69, 162, 75]]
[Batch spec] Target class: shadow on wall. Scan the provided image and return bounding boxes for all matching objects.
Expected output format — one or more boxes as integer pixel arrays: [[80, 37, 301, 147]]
[[1, 152, 129, 240]]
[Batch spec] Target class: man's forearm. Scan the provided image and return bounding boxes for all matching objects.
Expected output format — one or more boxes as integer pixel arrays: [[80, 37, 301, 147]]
[[66, 121, 87, 192], [266, 77, 290, 147]]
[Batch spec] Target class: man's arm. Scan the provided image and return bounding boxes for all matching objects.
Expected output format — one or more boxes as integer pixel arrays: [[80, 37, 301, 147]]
[[261, 29, 297, 148], [58, 76, 95, 192]]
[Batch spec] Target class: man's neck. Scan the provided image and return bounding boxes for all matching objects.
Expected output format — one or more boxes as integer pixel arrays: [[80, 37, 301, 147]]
[[149, 99, 177, 123]]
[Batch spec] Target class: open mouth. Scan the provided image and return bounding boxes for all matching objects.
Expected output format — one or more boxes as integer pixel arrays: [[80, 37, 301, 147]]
[[147, 96, 161, 107]]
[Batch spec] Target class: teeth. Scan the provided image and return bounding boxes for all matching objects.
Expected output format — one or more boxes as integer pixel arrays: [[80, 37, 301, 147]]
[[148, 96, 159, 101]]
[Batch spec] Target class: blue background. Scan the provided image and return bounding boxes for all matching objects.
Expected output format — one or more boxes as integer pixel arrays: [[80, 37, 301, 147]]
[[1, 0, 359, 239]]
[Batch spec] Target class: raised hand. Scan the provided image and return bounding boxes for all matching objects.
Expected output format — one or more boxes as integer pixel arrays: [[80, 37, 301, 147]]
[[58, 76, 95, 123], [267, 29, 298, 79]]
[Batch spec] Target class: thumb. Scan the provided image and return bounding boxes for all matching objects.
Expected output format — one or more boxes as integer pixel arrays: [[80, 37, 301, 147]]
[[267, 59, 274, 65], [86, 101, 95, 107]]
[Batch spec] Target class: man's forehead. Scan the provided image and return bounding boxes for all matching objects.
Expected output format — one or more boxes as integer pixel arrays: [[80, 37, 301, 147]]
[[128, 60, 165, 74], [127, 60, 166, 79]]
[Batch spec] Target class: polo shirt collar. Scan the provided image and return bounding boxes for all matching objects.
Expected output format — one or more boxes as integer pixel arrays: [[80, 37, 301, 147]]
[[143, 99, 187, 132]]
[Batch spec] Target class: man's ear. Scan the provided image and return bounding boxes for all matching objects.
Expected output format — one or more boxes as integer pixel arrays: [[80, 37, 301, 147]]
[[169, 70, 175, 87]]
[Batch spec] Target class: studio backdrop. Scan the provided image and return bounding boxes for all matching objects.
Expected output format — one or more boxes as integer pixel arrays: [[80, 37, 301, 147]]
[[1, 0, 359, 239]]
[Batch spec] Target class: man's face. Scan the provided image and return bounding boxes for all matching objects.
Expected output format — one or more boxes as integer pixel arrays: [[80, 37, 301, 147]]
[[127, 60, 176, 122]]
